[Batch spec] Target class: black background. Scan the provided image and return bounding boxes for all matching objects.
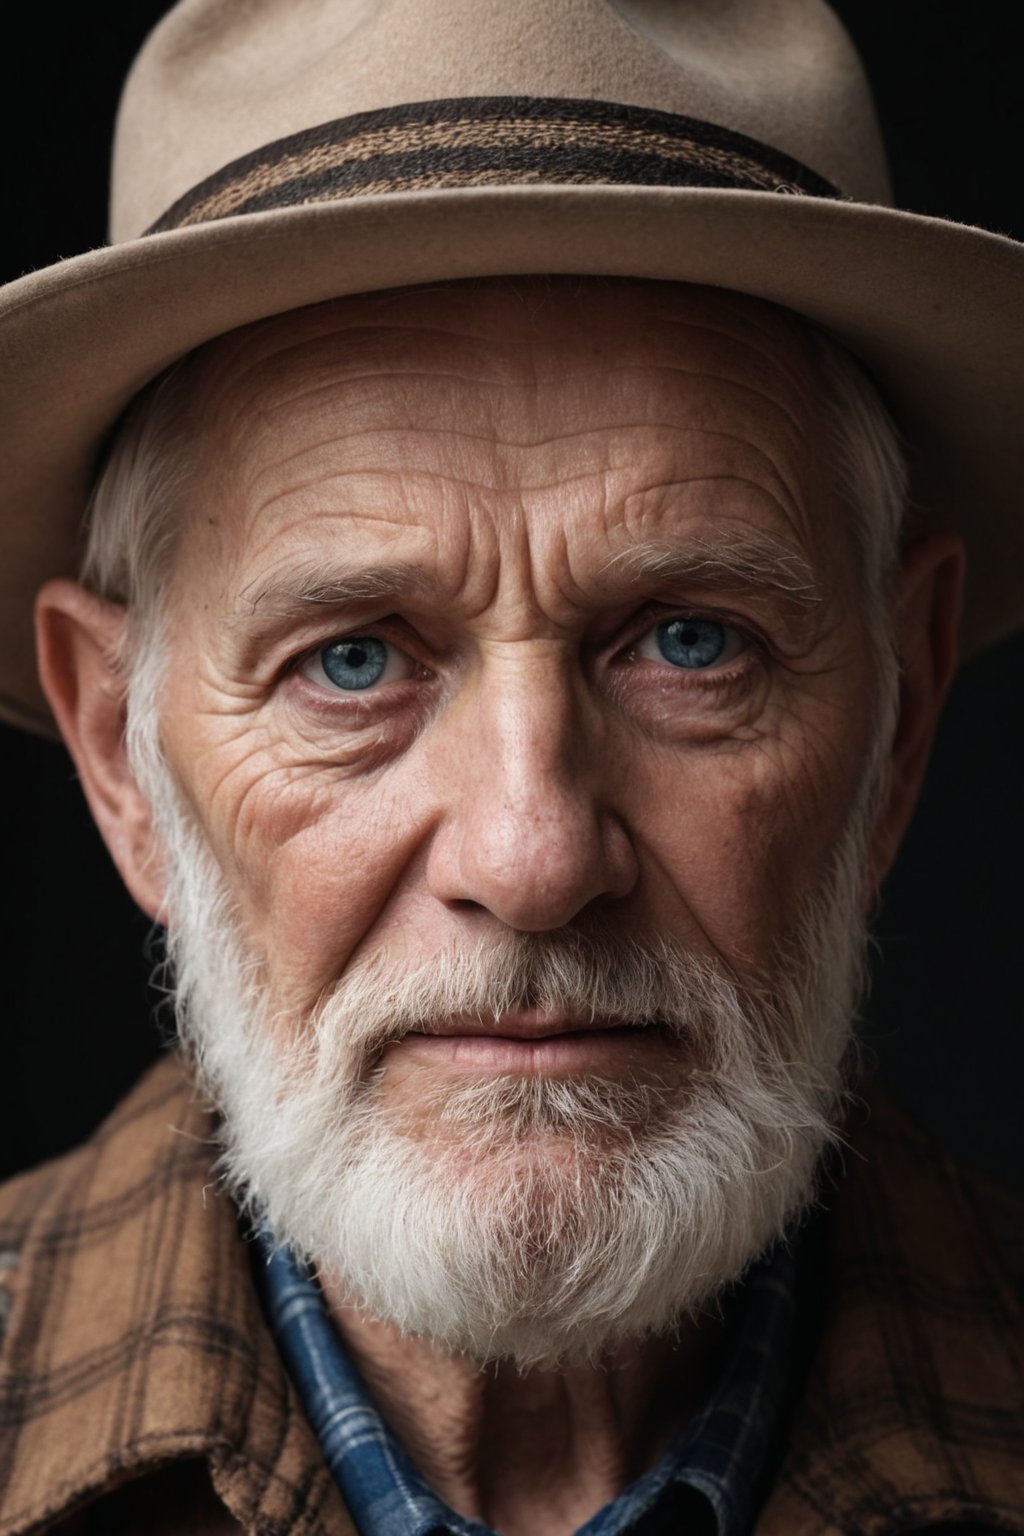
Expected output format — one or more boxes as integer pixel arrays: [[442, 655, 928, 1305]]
[[2, 2, 1022, 1185]]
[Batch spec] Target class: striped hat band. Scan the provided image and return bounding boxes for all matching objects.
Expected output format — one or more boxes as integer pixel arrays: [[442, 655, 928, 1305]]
[[148, 94, 845, 235]]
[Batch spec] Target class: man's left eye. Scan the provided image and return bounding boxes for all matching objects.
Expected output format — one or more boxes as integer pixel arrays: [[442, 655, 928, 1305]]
[[301, 636, 415, 692], [635, 616, 745, 671]]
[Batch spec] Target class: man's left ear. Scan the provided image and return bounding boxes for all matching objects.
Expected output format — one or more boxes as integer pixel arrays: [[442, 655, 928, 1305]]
[[868, 531, 966, 890], [34, 578, 168, 921]]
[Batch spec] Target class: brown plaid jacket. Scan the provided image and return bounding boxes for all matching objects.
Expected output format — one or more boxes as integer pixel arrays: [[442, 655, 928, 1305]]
[[0, 1054, 1021, 1536]]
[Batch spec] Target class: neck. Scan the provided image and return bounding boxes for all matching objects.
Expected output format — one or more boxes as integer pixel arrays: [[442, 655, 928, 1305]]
[[320, 1279, 726, 1536]]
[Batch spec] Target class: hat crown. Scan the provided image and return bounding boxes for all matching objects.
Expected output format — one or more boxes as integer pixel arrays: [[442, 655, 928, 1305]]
[[111, 0, 890, 242]]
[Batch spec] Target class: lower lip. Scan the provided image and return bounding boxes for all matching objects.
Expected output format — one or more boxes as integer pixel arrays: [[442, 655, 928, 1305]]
[[392, 1028, 669, 1077]]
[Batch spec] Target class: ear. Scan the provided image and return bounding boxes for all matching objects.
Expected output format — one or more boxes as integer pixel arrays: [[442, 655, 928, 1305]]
[[867, 531, 965, 889], [35, 579, 167, 921]]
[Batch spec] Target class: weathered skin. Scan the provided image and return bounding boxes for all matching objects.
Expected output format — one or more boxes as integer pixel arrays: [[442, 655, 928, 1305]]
[[36, 278, 962, 1535]]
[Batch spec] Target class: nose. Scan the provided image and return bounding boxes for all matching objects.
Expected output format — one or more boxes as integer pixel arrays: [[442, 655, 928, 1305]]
[[425, 655, 639, 931]]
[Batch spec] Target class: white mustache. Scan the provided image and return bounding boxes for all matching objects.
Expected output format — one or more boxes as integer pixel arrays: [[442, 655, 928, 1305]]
[[302, 924, 786, 1082]]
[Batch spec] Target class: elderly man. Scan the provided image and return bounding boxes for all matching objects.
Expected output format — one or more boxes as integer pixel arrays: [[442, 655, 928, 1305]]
[[0, 1, 1021, 1533]]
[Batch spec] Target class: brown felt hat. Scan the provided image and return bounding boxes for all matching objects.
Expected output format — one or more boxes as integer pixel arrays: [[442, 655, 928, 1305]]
[[2, 0, 1021, 734]]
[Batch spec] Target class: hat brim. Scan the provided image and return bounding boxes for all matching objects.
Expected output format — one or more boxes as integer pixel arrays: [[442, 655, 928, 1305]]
[[2, 183, 1021, 734]]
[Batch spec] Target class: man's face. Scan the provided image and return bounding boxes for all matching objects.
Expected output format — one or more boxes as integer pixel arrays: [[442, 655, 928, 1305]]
[[136, 279, 885, 1360], [159, 277, 876, 1024]]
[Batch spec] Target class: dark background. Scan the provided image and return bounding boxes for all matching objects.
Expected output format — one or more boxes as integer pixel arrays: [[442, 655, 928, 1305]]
[[2, 2, 1022, 1185]]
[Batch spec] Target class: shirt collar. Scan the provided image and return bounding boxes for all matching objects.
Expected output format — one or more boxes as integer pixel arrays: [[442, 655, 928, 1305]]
[[257, 1232, 802, 1536]]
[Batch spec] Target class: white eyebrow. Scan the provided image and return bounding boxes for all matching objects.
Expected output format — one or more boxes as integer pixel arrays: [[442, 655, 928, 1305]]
[[603, 533, 822, 610], [229, 559, 427, 629], [223, 532, 822, 653]]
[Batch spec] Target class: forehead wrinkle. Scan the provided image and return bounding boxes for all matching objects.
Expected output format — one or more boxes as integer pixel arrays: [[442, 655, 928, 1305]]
[[252, 347, 569, 413], [199, 322, 551, 415], [261, 367, 534, 412], [196, 311, 822, 483], [205, 298, 819, 399], [587, 361, 814, 447], [703, 287, 818, 355], [187, 297, 828, 575], [235, 398, 812, 503], [240, 360, 817, 474], [583, 309, 821, 401], [255, 344, 817, 424], [647, 295, 819, 367], [243, 384, 814, 490], [336, 296, 805, 368], [228, 310, 822, 393], [243, 503, 417, 548], [198, 438, 819, 621], [214, 504, 425, 604], [663, 304, 814, 373], [252, 419, 807, 459], [238, 465, 807, 529], [613, 474, 817, 567]]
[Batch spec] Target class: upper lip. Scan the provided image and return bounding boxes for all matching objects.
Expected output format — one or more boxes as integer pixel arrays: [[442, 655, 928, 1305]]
[[410, 1011, 647, 1040]]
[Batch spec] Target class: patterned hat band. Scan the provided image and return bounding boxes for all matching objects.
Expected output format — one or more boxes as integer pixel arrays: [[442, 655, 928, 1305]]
[[147, 95, 846, 234]]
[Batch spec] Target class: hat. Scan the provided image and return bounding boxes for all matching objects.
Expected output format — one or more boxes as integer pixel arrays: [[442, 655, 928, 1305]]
[[2, 0, 1021, 733]]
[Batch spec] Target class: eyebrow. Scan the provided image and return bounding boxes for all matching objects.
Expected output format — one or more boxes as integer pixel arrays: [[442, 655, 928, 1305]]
[[229, 559, 427, 630], [225, 531, 822, 649], [603, 533, 822, 611]]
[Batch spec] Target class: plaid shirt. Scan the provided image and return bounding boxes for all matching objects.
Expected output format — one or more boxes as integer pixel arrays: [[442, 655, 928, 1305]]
[[0, 1054, 1022, 1535], [258, 1233, 800, 1536]]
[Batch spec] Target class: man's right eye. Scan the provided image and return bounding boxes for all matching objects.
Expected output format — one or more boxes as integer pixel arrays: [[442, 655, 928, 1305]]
[[301, 636, 415, 692]]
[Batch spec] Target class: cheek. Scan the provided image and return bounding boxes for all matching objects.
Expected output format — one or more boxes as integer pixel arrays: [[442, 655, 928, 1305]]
[[630, 724, 867, 971], [189, 741, 435, 1004]]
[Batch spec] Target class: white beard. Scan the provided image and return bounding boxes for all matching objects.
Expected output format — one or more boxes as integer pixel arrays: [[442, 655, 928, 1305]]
[[150, 762, 873, 1369]]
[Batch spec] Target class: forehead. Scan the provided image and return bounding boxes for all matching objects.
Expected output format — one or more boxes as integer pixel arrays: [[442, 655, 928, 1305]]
[[170, 278, 846, 608], [188, 277, 824, 442]]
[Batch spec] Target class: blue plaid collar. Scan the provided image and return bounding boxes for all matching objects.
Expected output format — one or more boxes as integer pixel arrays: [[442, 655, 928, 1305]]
[[256, 1233, 800, 1536]]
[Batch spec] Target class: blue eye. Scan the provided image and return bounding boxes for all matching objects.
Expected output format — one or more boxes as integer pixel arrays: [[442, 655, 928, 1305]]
[[632, 615, 745, 673], [654, 617, 728, 669], [300, 632, 418, 695], [320, 636, 389, 690]]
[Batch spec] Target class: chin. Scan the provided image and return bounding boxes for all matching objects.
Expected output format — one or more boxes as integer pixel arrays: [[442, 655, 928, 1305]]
[[219, 1060, 839, 1370]]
